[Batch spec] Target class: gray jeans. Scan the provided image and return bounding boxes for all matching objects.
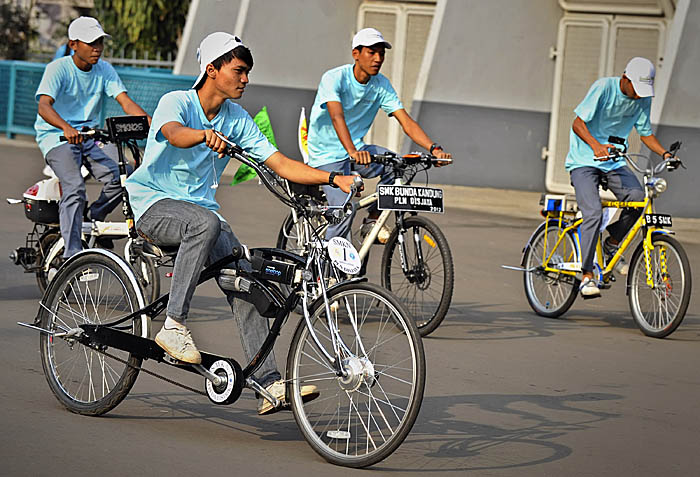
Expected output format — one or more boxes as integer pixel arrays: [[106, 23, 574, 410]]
[[45, 140, 131, 257], [316, 144, 394, 240], [570, 166, 644, 273], [136, 198, 280, 386]]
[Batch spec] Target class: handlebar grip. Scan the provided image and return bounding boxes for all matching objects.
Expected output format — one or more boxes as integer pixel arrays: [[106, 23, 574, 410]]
[[351, 175, 364, 193], [59, 136, 66, 142]]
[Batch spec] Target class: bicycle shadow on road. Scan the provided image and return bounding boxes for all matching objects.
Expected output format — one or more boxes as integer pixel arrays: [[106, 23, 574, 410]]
[[427, 301, 700, 342], [376, 391, 623, 473]]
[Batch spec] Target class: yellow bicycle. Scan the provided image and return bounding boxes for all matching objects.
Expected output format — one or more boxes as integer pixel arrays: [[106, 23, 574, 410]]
[[515, 141, 691, 338]]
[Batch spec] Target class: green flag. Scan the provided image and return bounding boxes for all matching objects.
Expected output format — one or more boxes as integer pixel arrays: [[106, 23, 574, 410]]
[[231, 106, 278, 185]]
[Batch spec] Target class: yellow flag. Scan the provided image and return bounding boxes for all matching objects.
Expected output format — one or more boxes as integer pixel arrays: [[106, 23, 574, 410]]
[[298, 107, 309, 164]]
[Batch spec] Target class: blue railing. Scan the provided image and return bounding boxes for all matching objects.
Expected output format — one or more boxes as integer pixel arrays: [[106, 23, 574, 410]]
[[0, 60, 196, 138]]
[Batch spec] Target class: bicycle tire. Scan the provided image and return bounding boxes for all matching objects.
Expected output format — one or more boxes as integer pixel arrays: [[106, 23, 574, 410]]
[[628, 235, 692, 338], [381, 215, 454, 336], [39, 251, 144, 415], [36, 229, 61, 293], [286, 281, 425, 468], [522, 220, 580, 318]]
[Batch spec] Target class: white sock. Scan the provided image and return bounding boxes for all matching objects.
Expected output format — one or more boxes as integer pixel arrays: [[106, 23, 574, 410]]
[[164, 316, 186, 330]]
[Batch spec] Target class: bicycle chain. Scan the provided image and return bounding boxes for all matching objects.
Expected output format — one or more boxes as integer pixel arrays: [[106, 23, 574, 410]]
[[91, 345, 207, 396]]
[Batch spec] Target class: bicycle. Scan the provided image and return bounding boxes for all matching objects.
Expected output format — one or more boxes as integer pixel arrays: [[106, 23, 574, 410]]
[[505, 140, 691, 338], [18, 134, 426, 468], [277, 151, 454, 337], [7, 116, 160, 302]]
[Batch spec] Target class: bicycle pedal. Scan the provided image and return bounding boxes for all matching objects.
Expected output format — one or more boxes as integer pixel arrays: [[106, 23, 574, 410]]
[[162, 354, 190, 366]]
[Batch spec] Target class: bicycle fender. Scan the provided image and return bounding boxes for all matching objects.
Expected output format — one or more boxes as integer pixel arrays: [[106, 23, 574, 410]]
[[327, 276, 368, 294], [44, 248, 150, 337], [43, 237, 65, 273]]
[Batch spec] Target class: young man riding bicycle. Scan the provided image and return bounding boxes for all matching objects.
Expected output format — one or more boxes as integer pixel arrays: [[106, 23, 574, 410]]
[[567, 57, 675, 298], [307, 28, 451, 243], [125, 32, 357, 414], [35, 16, 150, 258]]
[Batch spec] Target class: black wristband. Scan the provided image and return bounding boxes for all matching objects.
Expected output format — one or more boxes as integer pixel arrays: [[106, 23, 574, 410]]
[[328, 171, 340, 188], [429, 143, 442, 155], [662, 150, 672, 158]]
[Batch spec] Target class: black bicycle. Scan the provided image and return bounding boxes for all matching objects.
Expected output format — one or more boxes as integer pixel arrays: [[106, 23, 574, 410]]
[[20, 133, 425, 468]]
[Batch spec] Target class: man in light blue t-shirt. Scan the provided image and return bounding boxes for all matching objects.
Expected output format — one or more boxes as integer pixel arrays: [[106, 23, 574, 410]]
[[125, 32, 356, 415], [307, 28, 451, 243], [567, 57, 675, 298], [35, 16, 149, 258]]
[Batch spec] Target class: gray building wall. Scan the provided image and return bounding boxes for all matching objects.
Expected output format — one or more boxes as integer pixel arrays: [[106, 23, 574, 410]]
[[408, 0, 563, 191], [176, 0, 699, 216], [653, 0, 700, 217]]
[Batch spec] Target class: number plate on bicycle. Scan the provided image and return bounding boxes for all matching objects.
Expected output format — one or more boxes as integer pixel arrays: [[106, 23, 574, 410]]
[[645, 213, 672, 227], [377, 185, 444, 213]]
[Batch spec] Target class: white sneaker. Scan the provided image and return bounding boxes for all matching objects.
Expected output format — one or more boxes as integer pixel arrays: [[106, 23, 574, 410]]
[[360, 219, 392, 244], [257, 379, 319, 415], [155, 325, 202, 364], [579, 277, 601, 298]]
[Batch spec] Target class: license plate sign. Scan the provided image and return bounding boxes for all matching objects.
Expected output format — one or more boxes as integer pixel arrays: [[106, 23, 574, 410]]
[[378, 185, 444, 213], [645, 213, 672, 227]]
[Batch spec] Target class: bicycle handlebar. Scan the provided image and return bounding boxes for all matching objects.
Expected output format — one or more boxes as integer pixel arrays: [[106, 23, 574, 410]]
[[212, 131, 360, 222], [58, 128, 110, 142], [593, 140, 685, 175], [353, 151, 451, 168]]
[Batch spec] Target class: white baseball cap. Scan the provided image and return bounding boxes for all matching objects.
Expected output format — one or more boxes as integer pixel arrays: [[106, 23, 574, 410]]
[[624, 57, 655, 98], [352, 28, 392, 50], [192, 32, 245, 88], [68, 17, 110, 43]]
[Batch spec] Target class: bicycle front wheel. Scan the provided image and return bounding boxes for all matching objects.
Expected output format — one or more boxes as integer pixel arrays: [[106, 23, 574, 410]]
[[381, 215, 454, 336], [628, 235, 692, 338], [523, 221, 580, 318], [286, 282, 425, 468], [39, 251, 144, 415]]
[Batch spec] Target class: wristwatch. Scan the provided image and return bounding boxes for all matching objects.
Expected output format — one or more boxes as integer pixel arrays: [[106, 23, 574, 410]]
[[328, 171, 340, 188], [429, 143, 443, 155]]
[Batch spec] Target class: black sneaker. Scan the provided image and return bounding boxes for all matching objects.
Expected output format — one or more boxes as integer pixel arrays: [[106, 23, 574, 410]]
[[603, 237, 628, 275]]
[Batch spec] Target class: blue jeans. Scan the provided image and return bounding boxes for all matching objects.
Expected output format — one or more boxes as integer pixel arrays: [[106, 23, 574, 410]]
[[316, 144, 394, 240], [136, 198, 280, 387], [45, 140, 132, 257], [570, 166, 644, 273]]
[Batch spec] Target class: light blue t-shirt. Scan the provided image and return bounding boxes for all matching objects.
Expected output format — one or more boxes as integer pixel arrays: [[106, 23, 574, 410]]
[[125, 89, 278, 221], [566, 77, 653, 172], [307, 64, 403, 167], [34, 56, 126, 156]]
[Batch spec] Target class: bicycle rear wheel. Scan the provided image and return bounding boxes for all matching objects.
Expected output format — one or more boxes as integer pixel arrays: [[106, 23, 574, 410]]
[[39, 251, 145, 415], [628, 235, 691, 338], [522, 221, 580, 318], [286, 281, 425, 468], [381, 215, 454, 336]]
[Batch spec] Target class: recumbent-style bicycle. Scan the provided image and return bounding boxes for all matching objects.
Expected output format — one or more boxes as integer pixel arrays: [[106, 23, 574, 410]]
[[18, 128, 426, 468]]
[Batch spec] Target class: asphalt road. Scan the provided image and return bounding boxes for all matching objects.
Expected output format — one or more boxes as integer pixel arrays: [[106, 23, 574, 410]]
[[1, 142, 699, 476]]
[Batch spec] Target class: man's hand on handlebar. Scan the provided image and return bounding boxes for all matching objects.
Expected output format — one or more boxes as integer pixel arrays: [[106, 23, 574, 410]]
[[350, 150, 372, 165], [204, 129, 229, 158], [593, 143, 616, 161], [62, 125, 83, 144], [432, 149, 452, 167], [334, 174, 364, 194]]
